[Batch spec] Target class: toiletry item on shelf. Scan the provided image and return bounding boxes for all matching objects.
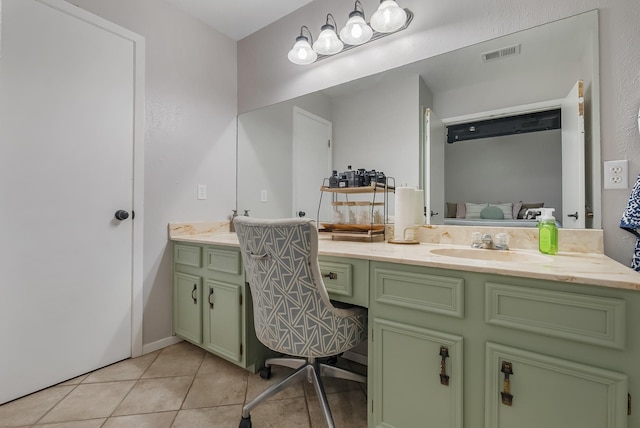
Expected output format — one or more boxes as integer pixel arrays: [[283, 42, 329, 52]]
[[243, 210, 250, 217], [230, 210, 238, 232], [537, 208, 558, 255], [329, 170, 339, 188]]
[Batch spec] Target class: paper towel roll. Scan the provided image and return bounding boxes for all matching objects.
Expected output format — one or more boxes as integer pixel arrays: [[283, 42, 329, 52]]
[[394, 187, 416, 241], [414, 189, 425, 225]]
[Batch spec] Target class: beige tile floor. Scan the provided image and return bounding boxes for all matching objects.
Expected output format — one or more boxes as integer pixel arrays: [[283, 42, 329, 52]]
[[0, 341, 368, 428]]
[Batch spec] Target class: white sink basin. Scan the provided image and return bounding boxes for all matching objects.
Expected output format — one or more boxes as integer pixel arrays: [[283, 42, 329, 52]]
[[430, 248, 552, 263]]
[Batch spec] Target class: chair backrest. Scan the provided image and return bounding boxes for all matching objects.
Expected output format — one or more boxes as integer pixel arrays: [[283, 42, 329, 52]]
[[234, 217, 365, 358]]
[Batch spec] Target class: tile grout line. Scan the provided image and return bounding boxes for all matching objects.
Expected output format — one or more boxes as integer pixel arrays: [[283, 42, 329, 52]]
[[100, 346, 163, 424], [30, 380, 81, 426], [173, 347, 207, 420]]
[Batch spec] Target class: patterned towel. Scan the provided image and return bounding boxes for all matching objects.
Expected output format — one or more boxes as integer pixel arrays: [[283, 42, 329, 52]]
[[620, 173, 640, 271]]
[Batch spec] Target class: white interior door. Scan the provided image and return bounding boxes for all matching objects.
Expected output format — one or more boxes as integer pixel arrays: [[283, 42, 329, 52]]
[[292, 106, 332, 220], [425, 108, 446, 225], [0, 0, 144, 404], [561, 80, 586, 229]]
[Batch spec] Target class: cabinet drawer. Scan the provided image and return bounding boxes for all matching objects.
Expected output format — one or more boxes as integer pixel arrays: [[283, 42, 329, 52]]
[[319, 256, 369, 308], [319, 261, 352, 297], [174, 244, 202, 267], [485, 282, 626, 349], [373, 266, 464, 318], [205, 247, 241, 275]]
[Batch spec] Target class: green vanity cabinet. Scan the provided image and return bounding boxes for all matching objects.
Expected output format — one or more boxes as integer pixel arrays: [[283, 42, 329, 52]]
[[173, 242, 271, 372], [485, 342, 628, 428], [173, 271, 202, 344], [369, 262, 465, 428], [201, 245, 244, 363], [368, 261, 635, 428]]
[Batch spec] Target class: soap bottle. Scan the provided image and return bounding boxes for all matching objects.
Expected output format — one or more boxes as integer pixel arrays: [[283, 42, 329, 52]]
[[537, 208, 558, 255]]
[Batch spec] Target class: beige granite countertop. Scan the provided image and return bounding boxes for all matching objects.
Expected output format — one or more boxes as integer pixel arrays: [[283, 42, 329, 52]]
[[169, 221, 640, 291]]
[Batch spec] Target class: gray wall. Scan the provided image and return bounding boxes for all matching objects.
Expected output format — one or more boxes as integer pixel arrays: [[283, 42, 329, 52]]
[[74, 0, 238, 347], [238, 0, 640, 266], [445, 130, 563, 220]]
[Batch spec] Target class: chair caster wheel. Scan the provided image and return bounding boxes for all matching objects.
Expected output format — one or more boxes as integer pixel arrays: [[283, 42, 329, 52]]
[[239, 416, 252, 428], [259, 366, 272, 379]]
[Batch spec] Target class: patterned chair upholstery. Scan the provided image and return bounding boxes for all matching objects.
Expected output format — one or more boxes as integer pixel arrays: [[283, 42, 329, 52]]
[[234, 217, 367, 428]]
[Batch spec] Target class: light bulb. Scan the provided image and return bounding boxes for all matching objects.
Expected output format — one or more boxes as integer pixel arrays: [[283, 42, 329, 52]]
[[339, 12, 373, 45], [371, 0, 407, 33], [313, 24, 344, 55], [288, 37, 317, 65]]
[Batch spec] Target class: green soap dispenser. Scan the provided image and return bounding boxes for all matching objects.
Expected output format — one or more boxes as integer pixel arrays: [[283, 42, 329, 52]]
[[537, 208, 558, 255]]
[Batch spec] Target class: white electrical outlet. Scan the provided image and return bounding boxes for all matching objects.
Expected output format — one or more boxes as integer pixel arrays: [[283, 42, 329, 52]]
[[197, 184, 207, 200], [603, 160, 628, 189]]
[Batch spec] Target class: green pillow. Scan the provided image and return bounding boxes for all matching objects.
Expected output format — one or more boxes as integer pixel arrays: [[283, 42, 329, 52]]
[[480, 205, 504, 220]]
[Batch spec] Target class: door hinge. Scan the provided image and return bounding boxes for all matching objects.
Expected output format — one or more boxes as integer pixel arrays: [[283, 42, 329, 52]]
[[629, 393, 632, 415]]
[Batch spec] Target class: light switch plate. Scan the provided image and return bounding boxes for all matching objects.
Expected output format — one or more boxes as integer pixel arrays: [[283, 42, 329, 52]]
[[197, 184, 207, 200], [603, 160, 628, 189]]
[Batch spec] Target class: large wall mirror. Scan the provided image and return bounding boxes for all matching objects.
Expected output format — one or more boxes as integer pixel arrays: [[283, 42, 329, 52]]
[[237, 10, 600, 229]]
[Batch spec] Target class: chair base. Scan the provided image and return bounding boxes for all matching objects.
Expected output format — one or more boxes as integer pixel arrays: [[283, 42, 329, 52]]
[[240, 357, 366, 428]]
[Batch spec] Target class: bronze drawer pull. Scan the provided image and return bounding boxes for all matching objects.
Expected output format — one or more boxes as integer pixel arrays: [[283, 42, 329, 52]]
[[439, 346, 450, 386], [323, 272, 338, 280], [191, 284, 198, 304], [209, 288, 215, 309], [501, 361, 514, 406]]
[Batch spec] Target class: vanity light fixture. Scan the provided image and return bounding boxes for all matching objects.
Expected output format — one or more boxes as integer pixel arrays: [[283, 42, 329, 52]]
[[287, 0, 413, 65], [287, 26, 317, 65], [339, 1, 373, 46], [313, 14, 344, 55]]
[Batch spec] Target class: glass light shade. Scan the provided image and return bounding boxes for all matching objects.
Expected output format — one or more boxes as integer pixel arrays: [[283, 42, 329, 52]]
[[312, 26, 344, 55], [371, 0, 407, 33], [339, 14, 373, 45], [288, 38, 317, 65]]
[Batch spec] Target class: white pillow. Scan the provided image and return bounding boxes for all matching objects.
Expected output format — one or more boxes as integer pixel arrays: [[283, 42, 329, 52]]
[[490, 202, 514, 220], [465, 202, 488, 219]]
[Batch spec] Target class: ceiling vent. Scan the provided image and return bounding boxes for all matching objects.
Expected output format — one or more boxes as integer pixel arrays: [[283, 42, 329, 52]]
[[481, 44, 521, 62]]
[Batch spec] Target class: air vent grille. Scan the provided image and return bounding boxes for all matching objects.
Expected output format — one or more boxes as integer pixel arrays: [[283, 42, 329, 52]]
[[482, 44, 521, 62]]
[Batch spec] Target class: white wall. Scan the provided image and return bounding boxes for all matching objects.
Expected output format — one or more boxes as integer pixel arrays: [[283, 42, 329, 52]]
[[237, 92, 332, 218], [238, 0, 640, 265], [73, 0, 238, 346], [332, 74, 420, 189]]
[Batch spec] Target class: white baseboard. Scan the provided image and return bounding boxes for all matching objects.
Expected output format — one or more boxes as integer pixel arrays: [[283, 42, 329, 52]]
[[142, 335, 183, 355]]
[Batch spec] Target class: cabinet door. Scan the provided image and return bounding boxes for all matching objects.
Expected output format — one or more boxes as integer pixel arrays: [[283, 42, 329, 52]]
[[203, 279, 243, 362], [485, 342, 628, 428], [173, 272, 202, 344], [372, 318, 463, 428]]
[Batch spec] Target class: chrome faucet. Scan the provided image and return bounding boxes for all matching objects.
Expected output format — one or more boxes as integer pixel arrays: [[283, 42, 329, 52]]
[[471, 232, 509, 250], [480, 234, 493, 249]]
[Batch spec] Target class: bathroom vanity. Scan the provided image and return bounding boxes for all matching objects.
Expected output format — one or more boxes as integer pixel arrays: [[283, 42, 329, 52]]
[[170, 222, 640, 428]]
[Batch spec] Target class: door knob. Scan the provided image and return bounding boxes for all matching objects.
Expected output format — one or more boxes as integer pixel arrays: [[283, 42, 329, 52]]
[[114, 210, 129, 221]]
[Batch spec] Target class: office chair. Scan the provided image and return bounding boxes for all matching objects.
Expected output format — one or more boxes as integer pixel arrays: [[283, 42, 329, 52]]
[[234, 217, 367, 428]]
